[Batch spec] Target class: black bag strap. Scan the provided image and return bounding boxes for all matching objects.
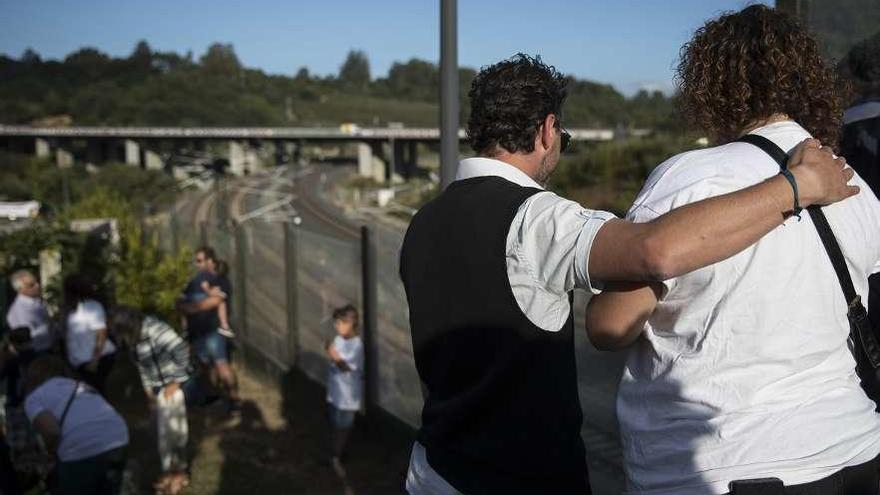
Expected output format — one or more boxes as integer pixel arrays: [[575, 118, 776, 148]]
[[146, 333, 167, 385], [59, 380, 79, 429], [736, 134, 880, 368]]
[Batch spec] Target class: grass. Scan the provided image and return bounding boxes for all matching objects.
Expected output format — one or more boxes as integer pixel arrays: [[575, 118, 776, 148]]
[[105, 353, 414, 495]]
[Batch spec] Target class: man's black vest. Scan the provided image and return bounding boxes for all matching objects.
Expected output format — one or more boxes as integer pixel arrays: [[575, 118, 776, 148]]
[[400, 176, 590, 494]]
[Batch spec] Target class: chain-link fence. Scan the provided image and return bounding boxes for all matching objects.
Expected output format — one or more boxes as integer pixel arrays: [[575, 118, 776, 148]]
[[147, 211, 422, 428], [147, 199, 627, 490]]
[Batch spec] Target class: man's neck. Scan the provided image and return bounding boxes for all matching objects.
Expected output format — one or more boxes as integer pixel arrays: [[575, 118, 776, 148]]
[[17, 292, 38, 302], [481, 152, 542, 185]]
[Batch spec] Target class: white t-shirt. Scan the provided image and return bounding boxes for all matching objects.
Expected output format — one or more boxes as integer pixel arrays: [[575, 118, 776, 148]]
[[25, 377, 129, 462], [65, 299, 116, 368], [618, 121, 880, 494], [326, 335, 364, 411], [6, 294, 52, 352]]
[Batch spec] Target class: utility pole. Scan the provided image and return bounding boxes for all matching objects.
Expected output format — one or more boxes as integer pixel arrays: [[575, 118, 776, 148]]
[[440, 0, 459, 189]]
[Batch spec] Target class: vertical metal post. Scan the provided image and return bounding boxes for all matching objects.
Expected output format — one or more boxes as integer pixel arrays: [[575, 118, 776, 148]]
[[360, 225, 379, 414], [199, 221, 208, 247], [234, 222, 249, 340], [440, 0, 459, 189], [283, 222, 300, 368], [170, 213, 179, 253]]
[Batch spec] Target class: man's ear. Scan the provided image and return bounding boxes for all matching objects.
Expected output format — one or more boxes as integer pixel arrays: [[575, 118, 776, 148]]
[[538, 113, 557, 152]]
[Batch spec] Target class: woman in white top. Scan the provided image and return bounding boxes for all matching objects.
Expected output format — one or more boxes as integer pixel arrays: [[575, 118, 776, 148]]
[[24, 355, 128, 495], [62, 274, 116, 394], [586, 6, 880, 495]]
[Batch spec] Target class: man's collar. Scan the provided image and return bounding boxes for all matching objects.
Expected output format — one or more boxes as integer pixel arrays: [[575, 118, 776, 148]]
[[455, 157, 544, 190], [15, 293, 40, 305]]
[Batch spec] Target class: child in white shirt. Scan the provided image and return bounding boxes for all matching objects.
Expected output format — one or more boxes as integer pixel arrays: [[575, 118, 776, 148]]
[[325, 304, 363, 476]]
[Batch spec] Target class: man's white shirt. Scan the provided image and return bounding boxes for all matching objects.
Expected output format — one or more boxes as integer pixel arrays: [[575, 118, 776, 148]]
[[406, 157, 616, 494], [6, 293, 52, 352]]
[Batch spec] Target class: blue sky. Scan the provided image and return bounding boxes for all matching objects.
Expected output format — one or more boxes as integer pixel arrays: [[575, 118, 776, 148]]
[[0, 0, 769, 95]]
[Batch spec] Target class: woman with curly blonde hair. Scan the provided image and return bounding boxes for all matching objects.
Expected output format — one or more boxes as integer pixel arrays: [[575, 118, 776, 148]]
[[585, 5, 880, 494]]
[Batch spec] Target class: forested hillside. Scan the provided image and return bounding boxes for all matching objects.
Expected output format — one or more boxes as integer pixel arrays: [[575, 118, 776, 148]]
[[0, 42, 679, 129]]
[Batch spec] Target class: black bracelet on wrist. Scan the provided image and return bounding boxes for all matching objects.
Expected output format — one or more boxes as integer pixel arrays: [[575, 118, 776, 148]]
[[779, 169, 803, 220]]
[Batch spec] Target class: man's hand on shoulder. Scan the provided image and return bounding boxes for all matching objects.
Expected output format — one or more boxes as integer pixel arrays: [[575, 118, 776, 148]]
[[788, 138, 859, 207]]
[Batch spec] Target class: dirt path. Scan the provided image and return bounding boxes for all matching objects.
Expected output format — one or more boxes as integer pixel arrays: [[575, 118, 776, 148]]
[[109, 358, 414, 495]]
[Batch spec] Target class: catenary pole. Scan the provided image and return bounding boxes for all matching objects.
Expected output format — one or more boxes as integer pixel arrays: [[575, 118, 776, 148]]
[[440, 0, 459, 189]]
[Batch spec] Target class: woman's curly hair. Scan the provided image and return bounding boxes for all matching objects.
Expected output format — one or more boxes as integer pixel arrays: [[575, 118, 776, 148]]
[[467, 54, 568, 156], [677, 5, 845, 147]]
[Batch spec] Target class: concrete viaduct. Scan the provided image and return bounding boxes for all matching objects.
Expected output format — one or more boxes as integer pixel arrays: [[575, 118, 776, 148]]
[[0, 125, 646, 180]]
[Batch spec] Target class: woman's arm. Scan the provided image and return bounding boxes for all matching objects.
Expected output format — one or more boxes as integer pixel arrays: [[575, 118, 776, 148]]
[[585, 283, 662, 350], [31, 411, 62, 455], [588, 139, 856, 282]]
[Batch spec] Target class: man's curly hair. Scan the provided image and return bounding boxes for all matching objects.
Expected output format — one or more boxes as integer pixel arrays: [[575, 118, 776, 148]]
[[677, 5, 845, 147], [467, 54, 568, 156]]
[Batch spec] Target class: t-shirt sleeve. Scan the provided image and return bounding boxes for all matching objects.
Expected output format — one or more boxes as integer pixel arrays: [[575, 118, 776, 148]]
[[86, 301, 107, 331], [625, 203, 678, 294], [6, 304, 23, 331], [513, 192, 617, 296], [24, 384, 49, 421]]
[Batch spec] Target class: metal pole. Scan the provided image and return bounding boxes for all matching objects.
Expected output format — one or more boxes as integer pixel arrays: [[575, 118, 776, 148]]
[[360, 225, 379, 414], [440, 0, 459, 189], [170, 213, 179, 253], [234, 222, 249, 340], [283, 222, 300, 368]]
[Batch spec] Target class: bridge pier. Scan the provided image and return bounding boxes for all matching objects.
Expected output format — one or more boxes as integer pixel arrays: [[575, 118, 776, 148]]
[[144, 148, 164, 170], [35, 138, 51, 159], [124, 139, 141, 167], [246, 139, 264, 173], [358, 141, 387, 183], [391, 139, 403, 179], [229, 140, 246, 176], [358, 142, 373, 178], [55, 144, 74, 168], [398, 141, 418, 179]]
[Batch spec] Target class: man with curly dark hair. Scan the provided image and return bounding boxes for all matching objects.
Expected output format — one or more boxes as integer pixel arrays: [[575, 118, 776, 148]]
[[586, 5, 880, 494], [400, 51, 856, 494]]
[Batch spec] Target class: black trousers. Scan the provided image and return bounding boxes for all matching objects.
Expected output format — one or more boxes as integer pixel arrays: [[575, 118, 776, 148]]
[[727, 455, 879, 495]]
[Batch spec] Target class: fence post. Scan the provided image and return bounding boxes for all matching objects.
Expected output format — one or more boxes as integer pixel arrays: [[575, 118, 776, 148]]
[[360, 225, 379, 414], [234, 222, 249, 341], [283, 222, 299, 368], [170, 213, 179, 253]]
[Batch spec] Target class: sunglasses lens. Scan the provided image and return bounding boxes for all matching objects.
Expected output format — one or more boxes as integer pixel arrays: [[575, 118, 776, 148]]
[[561, 131, 571, 152]]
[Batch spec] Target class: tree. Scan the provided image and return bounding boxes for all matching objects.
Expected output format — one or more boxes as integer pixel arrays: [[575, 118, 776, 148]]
[[339, 49, 370, 89], [200, 43, 241, 76], [129, 40, 153, 73], [20, 48, 41, 64], [294, 66, 310, 82], [386, 59, 437, 100]]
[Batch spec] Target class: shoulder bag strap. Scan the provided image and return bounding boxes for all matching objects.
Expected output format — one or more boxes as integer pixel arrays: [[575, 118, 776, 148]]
[[146, 332, 167, 385], [736, 134, 880, 368], [58, 380, 79, 429]]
